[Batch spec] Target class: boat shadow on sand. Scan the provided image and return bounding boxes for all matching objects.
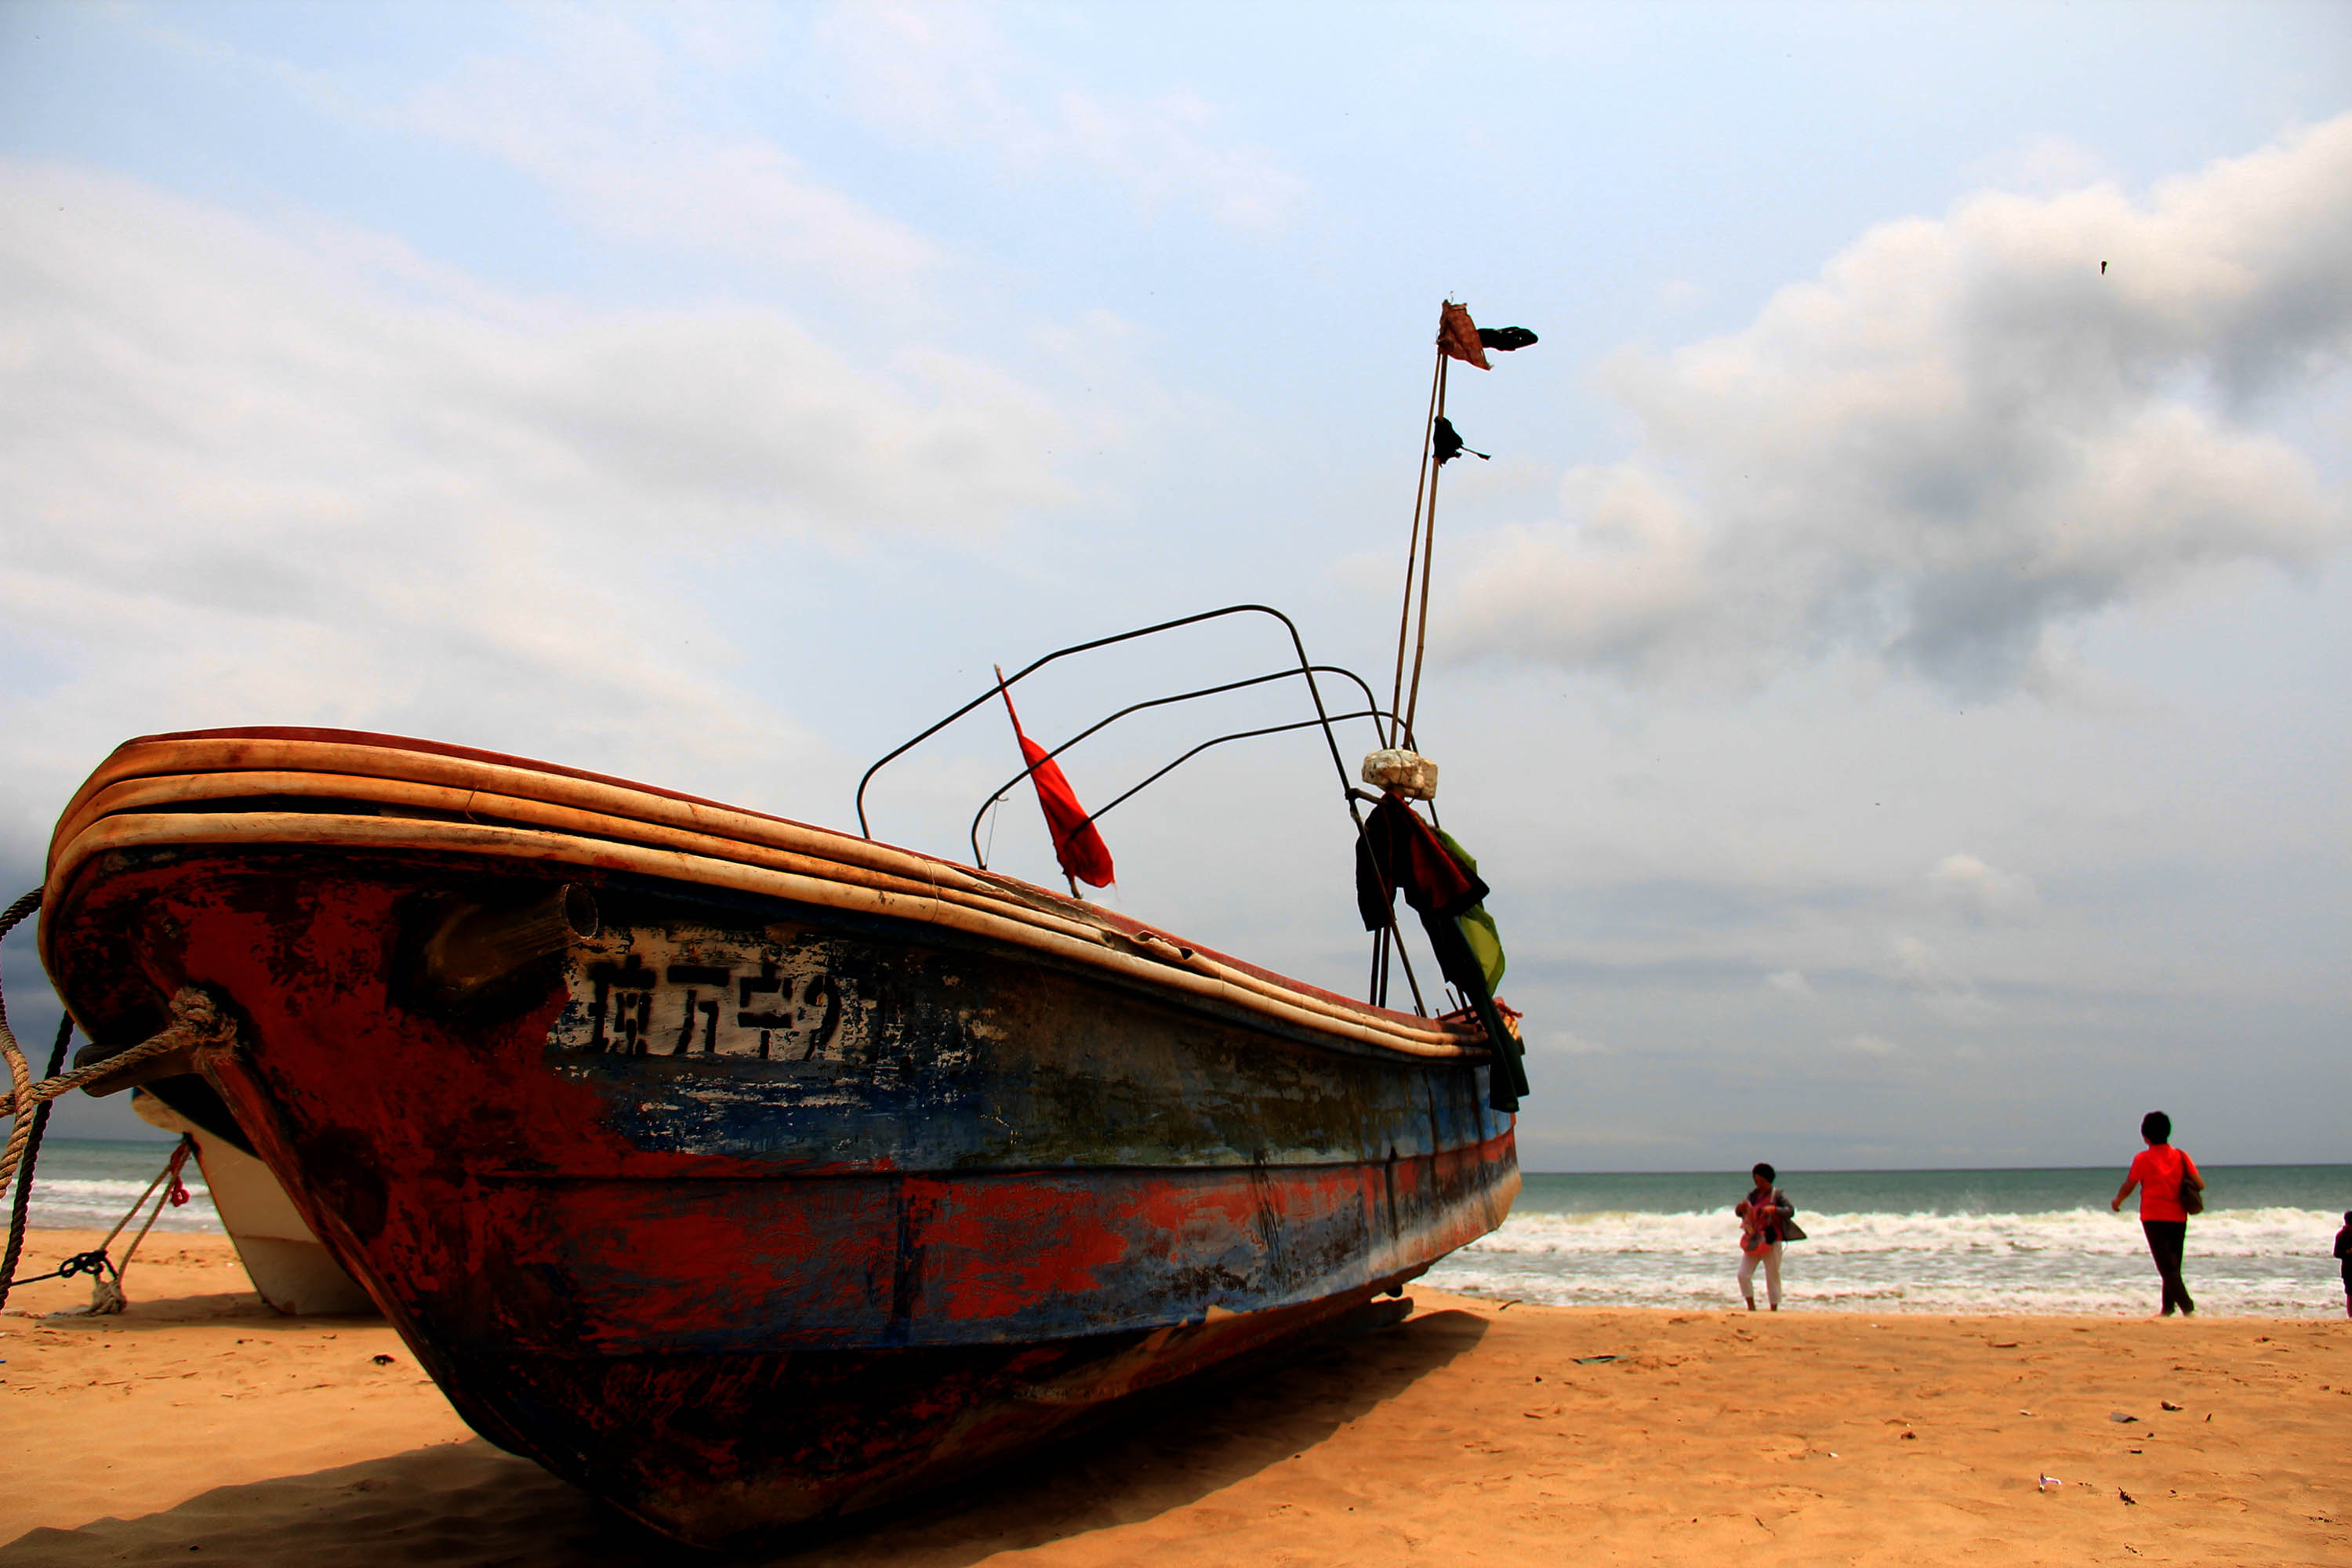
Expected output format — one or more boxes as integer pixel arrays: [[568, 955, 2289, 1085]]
[[1, 1306, 1489, 1567]]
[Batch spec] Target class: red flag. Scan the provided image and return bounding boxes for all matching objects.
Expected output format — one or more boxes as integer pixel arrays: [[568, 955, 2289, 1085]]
[[1437, 301, 1490, 369], [996, 669, 1115, 890]]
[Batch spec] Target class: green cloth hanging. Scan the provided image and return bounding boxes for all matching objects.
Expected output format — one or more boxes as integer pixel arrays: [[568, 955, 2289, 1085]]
[[1434, 827, 1505, 992]]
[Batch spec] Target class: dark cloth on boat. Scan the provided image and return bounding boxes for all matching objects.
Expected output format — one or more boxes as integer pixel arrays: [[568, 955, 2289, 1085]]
[[1354, 792, 1526, 1110], [1354, 792, 1486, 931]]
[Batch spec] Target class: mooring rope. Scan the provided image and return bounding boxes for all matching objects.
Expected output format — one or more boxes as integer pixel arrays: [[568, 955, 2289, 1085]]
[[1, 991, 232, 1126], [2, 1136, 196, 1314], [0, 885, 237, 1313], [0, 887, 50, 1292], [0, 1014, 73, 1316]]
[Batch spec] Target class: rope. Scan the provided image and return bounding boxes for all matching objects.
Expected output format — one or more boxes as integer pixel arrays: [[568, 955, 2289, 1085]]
[[3, 1136, 196, 1314], [0, 1015, 72, 1316], [0, 884, 237, 1312], [95, 1136, 194, 1313], [0, 887, 49, 1287], [0, 989, 234, 1126]]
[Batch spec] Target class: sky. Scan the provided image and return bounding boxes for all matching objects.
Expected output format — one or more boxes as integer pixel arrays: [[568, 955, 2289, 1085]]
[[1, 1, 2346, 1171]]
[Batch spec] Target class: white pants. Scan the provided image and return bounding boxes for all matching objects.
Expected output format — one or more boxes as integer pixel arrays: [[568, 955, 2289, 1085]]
[[1738, 1242, 1783, 1308]]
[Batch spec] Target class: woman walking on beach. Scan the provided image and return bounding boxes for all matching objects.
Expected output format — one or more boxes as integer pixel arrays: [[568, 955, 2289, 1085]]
[[2111, 1111, 2203, 1317], [1734, 1163, 1795, 1312]]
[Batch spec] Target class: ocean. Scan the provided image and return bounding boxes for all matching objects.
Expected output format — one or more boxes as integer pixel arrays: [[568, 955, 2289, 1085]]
[[18, 1142, 2350, 1316], [1425, 1166, 2352, 1318], [12, 1138, 223, 1234]]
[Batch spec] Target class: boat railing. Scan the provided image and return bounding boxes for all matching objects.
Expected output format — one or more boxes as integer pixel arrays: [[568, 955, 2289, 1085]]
[[960, 667, 1399, 872], [851, 604, 1434, 1018], [855, 604, 1397, 843]]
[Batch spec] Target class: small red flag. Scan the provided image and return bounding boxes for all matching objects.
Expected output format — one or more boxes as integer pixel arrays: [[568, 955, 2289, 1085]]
[[996, 669, 1115, 890], [1438, 301, 1490, 369]]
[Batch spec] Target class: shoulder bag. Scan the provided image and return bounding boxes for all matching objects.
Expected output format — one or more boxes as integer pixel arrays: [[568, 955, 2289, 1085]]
[[2178, 1152, 2204, 1217]]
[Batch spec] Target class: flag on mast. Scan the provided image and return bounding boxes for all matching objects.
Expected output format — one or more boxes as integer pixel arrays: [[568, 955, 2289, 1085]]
[[994, 666, 1115, 891], [1438, 300, 1540, 368], [1437, 301, 1490, 368]]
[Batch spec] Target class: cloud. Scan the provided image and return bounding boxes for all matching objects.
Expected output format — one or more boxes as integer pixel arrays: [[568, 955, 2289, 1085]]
[[402, 11, 943, 299], [1764, 968, 1812, 996], [1849, 1033, 1900, 1056], [1929, 852, 2040, 921], [814, 2, 1307, 231], [0, 162, 1075, 852], [1890, 935, 1994, 1023], [1445, 114, 2352, 697]]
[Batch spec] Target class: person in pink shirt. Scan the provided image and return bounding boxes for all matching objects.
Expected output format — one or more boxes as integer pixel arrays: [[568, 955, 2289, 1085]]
[[2110, 1110, 2205, 1317]]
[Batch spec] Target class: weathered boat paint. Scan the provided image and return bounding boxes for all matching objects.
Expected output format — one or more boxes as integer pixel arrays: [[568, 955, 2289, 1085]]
[[40, 730, 1519, 1544]]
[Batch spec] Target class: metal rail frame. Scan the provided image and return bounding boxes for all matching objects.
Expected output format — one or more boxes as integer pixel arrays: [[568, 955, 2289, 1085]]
[[852, 604, 1427, 1014]]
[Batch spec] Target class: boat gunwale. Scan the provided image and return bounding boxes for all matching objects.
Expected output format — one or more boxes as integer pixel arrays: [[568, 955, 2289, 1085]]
[[45, 730, 1477, 1051], [48, 810, 1491, 1062]]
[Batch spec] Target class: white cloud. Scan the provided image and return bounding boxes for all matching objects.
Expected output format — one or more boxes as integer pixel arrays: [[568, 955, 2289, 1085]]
[[0, 162, 1076, 854], [1849, 1033, 1900, 1056], [814, 2, 1307, 231], [1765, 968, 1811, 996], [1929, 852, 2040, 921], [402, 12, 943, 299], [1444, 114, 2352, 698]]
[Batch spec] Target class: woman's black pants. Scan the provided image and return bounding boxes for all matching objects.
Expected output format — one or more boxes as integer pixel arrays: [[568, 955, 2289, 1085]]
[[2142, 1219, 2194, 1316]]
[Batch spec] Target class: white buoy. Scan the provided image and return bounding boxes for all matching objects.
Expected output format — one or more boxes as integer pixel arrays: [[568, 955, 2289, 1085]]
[[1360, 749, 1439, 800]]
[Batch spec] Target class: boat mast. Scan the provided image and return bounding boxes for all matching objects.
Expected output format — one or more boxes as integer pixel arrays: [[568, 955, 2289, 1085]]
[[1387, 343, 1446, 750]]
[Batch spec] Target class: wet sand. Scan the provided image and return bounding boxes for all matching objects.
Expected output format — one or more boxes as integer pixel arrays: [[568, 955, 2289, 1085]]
[[3, 1228, 2346, 1566]]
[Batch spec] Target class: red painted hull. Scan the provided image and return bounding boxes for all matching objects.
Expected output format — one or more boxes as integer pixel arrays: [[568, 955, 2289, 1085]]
[[41, 730, 1519, 1544]]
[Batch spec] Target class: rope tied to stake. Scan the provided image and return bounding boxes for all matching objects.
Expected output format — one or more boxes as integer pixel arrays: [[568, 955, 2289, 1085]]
[[2, 1136, 198, 1314]]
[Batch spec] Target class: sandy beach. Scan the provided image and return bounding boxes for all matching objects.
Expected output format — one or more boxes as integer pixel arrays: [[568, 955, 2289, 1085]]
[[3, 1227, 2345, 1566]]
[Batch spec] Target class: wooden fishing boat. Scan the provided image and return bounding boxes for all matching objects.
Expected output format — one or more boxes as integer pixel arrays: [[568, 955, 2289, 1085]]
[[36, 724, 1519, 1544]]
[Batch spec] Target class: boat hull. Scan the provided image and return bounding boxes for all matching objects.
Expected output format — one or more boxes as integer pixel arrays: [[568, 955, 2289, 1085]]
[[131, 1089, 376, 1316], [45, 836, 1515, 1542]]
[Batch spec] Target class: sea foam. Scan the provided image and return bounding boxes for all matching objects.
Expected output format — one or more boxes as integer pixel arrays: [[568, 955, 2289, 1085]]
[[1425, 1203, 2347, 1316]]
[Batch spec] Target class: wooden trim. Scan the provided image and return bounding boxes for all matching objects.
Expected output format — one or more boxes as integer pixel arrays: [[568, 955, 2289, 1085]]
[[49, 811, 1486, 1061], [47, 731, 1443, 1036]]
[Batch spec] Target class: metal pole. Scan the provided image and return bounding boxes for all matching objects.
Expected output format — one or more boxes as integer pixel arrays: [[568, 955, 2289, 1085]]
[[1387, 347, 1445, 748], [1403, 353, 1450, 742]]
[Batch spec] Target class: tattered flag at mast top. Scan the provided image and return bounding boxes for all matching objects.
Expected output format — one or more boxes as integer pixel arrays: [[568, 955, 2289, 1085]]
[[1437, 301, 1491, 368], [1437, 302, 1539, 370]]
